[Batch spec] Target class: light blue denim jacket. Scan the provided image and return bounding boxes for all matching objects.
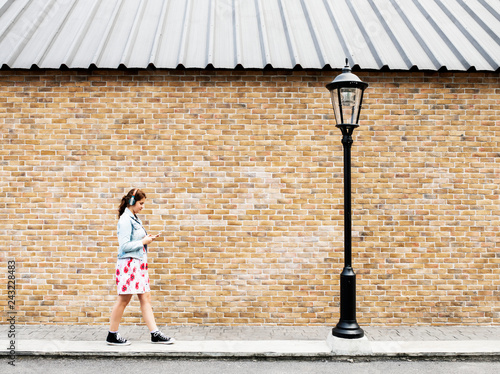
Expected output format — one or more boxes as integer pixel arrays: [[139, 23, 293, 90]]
[[117, 208, 147, 260]]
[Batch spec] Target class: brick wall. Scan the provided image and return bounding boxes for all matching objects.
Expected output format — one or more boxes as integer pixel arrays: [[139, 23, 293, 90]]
[[1, 69, 499, 326]]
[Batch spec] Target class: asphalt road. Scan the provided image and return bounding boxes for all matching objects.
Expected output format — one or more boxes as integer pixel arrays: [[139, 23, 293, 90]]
[[3, 357, 500, 374]]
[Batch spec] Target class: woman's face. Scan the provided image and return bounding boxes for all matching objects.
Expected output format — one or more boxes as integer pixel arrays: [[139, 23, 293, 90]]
[[131, 198, 146, 214]]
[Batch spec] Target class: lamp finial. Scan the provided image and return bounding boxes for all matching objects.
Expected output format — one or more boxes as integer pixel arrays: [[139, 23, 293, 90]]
[[342, 58, 351, 73]]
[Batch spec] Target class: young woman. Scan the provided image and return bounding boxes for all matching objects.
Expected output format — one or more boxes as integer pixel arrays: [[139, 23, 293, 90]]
[[106, 188, 175, 345]]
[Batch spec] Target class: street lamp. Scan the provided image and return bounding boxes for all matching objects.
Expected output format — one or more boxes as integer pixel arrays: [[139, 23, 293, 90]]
[[326, 59, 368, 339]]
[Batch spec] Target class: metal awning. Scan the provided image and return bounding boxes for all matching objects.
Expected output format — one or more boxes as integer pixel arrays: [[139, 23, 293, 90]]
[[0, 0, 498, 71]]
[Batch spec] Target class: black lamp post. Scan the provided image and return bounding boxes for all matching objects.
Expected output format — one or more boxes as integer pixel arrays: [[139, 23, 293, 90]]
[[326, 59, 368, 339]]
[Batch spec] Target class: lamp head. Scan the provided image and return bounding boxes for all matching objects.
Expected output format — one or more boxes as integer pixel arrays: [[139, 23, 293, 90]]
[[326, 59, 368, 126]]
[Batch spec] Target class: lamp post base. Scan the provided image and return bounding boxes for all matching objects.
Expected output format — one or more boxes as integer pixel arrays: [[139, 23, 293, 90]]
[[333, 266, 364, 339], [332, 320, 364, 339]]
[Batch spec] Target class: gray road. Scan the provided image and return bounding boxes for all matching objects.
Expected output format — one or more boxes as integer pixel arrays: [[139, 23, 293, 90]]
[[3, 358, 500, 374]]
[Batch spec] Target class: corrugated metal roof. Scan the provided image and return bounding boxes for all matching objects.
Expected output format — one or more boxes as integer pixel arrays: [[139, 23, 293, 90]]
[[0, 0, 498, 71]]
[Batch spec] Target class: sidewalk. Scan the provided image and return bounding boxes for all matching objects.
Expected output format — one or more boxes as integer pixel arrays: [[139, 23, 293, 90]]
[[1, 325, 499, 360]]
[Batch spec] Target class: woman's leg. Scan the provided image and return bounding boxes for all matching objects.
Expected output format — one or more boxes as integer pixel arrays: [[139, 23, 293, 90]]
[[109, 294, 133, 332], [137, 292, 157, 332]]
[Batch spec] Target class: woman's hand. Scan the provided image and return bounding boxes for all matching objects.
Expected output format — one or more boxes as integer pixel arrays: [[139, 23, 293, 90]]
[[141, 235, 157, 246]]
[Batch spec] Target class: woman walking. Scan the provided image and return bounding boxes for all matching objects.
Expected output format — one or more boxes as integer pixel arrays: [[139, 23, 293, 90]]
[[106, 188, 174, 345]]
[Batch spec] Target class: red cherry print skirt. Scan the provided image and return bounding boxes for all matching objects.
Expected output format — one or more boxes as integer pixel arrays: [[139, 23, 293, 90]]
[[115, 248, 150, 295]]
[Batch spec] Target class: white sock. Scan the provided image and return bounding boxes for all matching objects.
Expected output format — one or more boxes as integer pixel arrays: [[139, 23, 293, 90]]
[[151, 329, 159, 334], [109, 331, 118, 334]]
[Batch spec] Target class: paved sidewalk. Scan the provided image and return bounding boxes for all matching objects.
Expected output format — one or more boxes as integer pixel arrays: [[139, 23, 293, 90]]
[[1, 325, 499, 360]]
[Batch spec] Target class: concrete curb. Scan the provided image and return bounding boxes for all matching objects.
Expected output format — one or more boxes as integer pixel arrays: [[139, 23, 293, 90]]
[[326, 335, 500, 359], [3, 338, 500, 360], [4, 339, 332, 359]]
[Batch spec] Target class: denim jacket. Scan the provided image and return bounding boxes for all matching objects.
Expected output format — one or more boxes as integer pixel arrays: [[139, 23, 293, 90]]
[[117, 208, 147, 260]]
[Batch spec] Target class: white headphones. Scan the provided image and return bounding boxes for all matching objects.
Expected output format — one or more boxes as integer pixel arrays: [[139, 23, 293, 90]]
[[129, 189, 138, 206]]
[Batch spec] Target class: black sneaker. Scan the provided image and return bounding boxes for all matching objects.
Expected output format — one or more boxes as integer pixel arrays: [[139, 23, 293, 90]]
[[151, 331, 175, 344], [106, 332, 131, 346]]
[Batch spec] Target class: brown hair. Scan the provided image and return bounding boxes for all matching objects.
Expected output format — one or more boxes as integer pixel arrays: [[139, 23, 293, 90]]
[[118, 188, 147, 218]]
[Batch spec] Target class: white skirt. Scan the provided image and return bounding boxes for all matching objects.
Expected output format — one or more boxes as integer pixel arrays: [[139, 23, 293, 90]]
[[115, 248, 150, 295]]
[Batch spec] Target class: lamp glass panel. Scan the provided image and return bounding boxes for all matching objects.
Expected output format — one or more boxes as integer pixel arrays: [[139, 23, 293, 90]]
[[330, 88, 342, 125], [340, 87, 363, 124]]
